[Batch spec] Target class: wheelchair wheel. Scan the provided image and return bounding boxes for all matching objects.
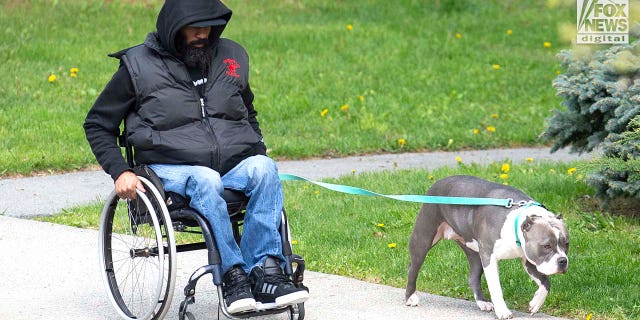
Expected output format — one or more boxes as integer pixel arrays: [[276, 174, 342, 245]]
[[99, 177, 177, 320]]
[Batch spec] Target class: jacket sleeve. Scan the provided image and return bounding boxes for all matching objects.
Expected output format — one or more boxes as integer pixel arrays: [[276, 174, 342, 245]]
[[83, 63, 137, 181], [241, 83, 267, 155]]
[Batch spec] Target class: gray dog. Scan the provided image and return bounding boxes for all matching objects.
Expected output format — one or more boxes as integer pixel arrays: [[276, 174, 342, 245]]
[[405, 175, 569, 319]]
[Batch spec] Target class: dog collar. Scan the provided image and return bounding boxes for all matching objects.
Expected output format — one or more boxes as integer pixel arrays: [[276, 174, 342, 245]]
[[513, 201, 543, 247]]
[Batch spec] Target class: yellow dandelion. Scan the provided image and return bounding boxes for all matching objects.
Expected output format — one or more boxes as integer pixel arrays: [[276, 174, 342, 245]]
[[455, 33, 462, 39], [387, 243, 397, 249], [567, 167, 577, 175], [428, 175, 434, 180], [346, 24, 353, 31], [48, 74, 57, 83], [526, 157, 534, 162], [506, 29, 513, 35], [359, 95, 365, 102], [550, 168, 556, 173], [398, 138, 406, 146], [351, 169, 356, 174], [501, 163, 510, 173], [340, 104, 350, 112], [70, 72, 78, 78], [314, 190, 320, 196], [291, 240, 299, 245], [544, 41, 552, 48], [503, 182, 509, 186], [492, 64, 501, 70], [486, 126, 496, 132], [500, 173, 509, 180], [491, 113, 499, 119], [586, 313, 593, 320], [320, 108, 329, 117], [377, 223, 385, 228], [455, 156, 462, 163], [70, 67, 79, 74], [473, 128, 480, 134]]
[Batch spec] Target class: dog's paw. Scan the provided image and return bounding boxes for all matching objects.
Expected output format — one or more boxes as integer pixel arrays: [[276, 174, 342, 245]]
[[528, 287, 548, 314], [529, 298, 544, 314], [476, 300, 494, 311], [405, 292, 420, 307], [494, 306, 513, 320]]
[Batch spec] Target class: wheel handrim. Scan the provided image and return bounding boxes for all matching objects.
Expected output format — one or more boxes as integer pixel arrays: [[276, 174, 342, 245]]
[[99, 191, 166, 320]]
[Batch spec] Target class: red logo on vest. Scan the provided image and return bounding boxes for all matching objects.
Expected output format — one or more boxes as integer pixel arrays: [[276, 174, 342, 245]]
[[223, 58, 240, 78]]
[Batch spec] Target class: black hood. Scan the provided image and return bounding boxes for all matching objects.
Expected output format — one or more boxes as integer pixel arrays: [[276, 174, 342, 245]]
[[156, 0, 232, 57]]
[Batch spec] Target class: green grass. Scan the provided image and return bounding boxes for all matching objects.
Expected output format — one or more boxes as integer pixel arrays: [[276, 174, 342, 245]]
[[37, 161, 640, 320], [283, 162, 640, 320], [0, 0, 577, 176]]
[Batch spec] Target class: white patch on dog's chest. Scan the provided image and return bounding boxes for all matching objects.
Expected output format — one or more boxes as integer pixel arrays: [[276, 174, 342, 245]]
[[493, 210, 526, 259], [493, 238, 521, 259]]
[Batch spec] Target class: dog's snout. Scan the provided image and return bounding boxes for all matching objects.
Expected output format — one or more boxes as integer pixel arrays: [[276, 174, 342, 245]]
[[557, 257, 568, 273], [557, 257, 567, 266]]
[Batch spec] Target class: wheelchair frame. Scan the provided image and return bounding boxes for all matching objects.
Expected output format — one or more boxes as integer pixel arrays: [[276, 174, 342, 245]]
[[97, 133, 306, 320]]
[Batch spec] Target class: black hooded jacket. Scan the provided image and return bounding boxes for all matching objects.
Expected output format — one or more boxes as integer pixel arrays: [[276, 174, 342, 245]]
[[84, 0, 266, 181]]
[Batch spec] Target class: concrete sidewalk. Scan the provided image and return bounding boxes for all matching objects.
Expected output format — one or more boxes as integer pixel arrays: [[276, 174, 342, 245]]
[[0, 147, 591, 319]]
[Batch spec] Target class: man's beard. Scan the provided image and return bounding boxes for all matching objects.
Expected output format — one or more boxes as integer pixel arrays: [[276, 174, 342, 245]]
[[180, 38, 212, 70]]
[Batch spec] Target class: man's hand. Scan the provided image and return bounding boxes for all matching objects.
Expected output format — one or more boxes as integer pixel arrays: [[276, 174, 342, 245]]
[[115, 171, 146, 199]]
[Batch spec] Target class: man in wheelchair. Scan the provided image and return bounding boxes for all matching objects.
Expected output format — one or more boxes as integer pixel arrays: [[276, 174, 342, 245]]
[[84, 0, 309, 315]]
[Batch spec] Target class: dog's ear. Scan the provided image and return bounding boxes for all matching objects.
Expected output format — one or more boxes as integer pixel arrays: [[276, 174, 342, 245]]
[[522, 215, 542, 232], [522, 215, 535, 232]]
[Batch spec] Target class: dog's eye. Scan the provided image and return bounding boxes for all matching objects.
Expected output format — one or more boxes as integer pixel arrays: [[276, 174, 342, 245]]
[[543, 244, 552, 250]]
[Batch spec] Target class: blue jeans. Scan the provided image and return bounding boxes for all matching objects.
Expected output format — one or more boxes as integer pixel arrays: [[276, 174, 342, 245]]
[[149, 155, 284, 274]]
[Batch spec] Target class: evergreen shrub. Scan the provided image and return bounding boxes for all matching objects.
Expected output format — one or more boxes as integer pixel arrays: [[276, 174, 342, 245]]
[[544, 40, 640, 202], [583, 116, 640, 203]]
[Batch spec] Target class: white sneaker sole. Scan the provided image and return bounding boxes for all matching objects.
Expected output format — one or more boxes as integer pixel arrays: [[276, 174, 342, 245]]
[[275, 290, 309, 307], [227, 298, 257, 314]]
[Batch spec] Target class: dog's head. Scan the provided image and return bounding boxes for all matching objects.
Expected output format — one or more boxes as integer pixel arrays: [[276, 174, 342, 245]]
[[521, 211, 569, 275]]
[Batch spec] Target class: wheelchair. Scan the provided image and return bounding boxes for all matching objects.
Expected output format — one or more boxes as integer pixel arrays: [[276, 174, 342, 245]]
[[98, 137, 307, 320]]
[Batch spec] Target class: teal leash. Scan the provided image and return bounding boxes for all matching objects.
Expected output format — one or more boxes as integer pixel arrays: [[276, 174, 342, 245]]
[[279, 173, 513, 207], [280, 173, 544, 247]]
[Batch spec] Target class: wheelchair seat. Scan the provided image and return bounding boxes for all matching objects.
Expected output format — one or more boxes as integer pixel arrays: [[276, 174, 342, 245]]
[[166, 189, 250, 244], [166, 189, 249, 226], [133, 165, 249, 224]]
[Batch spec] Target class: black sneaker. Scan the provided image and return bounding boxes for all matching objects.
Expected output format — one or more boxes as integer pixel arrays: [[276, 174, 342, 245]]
[[250, 257, 309, 307], [222, 266, 256, 314]]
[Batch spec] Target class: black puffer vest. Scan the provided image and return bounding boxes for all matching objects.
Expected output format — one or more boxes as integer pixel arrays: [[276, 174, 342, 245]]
[[112, 34, 263, 175]]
